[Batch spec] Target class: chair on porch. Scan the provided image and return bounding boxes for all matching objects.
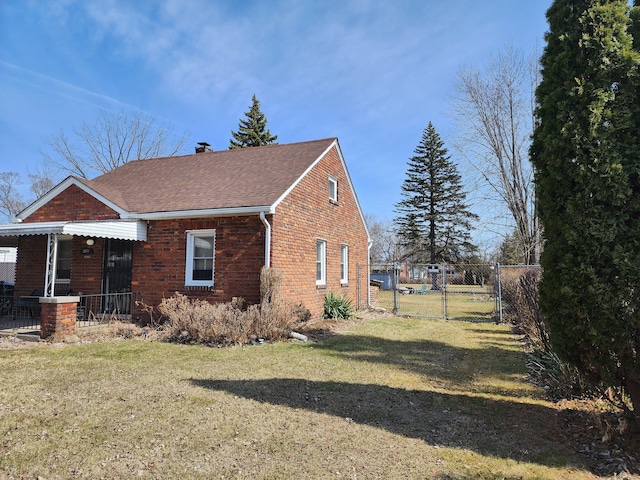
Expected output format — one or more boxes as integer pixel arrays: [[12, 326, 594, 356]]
[[15, 287, 73, 318], [15, 289, 44, 318]]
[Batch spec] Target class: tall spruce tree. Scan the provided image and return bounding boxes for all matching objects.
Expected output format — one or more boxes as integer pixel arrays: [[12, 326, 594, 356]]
[[229, 95, 278, 149], [531, 0, 640, 426], [394, 122, 478, 267]]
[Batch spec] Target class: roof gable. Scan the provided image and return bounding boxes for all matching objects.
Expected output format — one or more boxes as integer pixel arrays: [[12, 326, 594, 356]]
[[16, 138, 338, 222], [88, 138, 338, 216], [15, 177, 132, 223]]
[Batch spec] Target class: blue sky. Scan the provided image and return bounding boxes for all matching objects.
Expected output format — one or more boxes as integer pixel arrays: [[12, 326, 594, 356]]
[[0, 0, 551, 250]]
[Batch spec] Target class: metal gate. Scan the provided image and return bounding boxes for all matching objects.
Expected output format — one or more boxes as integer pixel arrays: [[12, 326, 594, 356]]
[[102, 239, 133, 315], [367, 263, 502, 322]]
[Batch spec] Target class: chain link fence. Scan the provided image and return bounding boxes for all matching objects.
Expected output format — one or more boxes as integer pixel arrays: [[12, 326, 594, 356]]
[[364, 263, 537, 322], [0, 262, 15, 284]]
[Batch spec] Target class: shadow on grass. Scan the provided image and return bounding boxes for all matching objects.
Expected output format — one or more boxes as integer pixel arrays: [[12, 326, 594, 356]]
[[310, 334, 526, 390], [190, 377, 581, 470]]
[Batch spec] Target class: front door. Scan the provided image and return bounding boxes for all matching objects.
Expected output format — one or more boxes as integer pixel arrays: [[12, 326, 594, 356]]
[[102, 239, 133, 314]]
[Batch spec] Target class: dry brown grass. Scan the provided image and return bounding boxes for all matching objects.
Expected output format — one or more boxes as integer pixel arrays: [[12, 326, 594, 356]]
[[0, 313, 629, 479]]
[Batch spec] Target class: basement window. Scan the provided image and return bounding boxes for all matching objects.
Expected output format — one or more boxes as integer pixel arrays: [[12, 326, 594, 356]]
[[185, 229, 215, 287]]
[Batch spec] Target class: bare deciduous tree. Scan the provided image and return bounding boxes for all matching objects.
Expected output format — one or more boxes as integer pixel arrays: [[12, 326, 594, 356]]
[[453, 45, 541, 264], [365, 213, 399, 264], [43, 110, 189, 179], [28, 163, 57, 199], [0, 172, 26, 221]]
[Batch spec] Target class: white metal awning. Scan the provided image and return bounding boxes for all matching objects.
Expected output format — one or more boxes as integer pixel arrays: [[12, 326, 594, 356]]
[[0, 220, 147, 241]]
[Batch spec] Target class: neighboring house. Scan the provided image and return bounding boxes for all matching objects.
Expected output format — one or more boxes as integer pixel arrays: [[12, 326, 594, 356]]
[[0, 138, 370, 321]]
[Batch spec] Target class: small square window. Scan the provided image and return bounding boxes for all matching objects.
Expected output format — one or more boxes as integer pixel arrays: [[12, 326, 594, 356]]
[[328, 176, 338, 202]]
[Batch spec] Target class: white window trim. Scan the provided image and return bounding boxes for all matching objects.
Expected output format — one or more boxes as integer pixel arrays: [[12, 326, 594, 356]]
[[316, 239, 327, 286], [185, 229, 216, 287], [328, 175, 338, 202], [340, 244, 349, 284]]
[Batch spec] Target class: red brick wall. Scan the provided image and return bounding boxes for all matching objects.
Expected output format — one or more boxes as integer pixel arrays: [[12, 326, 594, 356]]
[[271, 145, 370, 318], [70, 237, 104, 295], [132, 216, 266, 309], [14, 216, 266, 312], [15, 236, 104, 297], [15, 236, 47, 297], [24, 184, 120, 222], [14, 149, 369, 320]]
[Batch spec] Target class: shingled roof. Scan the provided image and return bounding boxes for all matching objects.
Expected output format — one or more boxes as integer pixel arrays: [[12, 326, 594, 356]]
[[81, 137, 338, 215]]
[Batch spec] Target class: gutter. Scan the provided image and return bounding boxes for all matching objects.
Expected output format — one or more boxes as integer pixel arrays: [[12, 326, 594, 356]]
[[260, 211, 271, 268]]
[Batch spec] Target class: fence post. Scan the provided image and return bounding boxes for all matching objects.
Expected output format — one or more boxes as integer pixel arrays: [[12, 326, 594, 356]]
[[442, 263, 448, 320], [392, 263, 399, 315], [495, 263, 503, 323], [357, 263, 361, 309]]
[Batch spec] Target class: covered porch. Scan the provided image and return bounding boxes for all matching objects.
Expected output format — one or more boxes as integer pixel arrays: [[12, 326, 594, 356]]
[[0, 220, 146, 338]]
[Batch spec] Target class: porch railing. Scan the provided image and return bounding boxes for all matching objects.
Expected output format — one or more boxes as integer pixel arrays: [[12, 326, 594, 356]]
[[77, 292, 140, 326], [0, 291, 140, 333]]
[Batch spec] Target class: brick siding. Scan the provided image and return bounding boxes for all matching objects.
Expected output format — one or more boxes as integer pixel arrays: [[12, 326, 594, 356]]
[[271, 145, 369, 318], [132, 216, 265, 309], [14, 145, 369, 320], [23, 184, 120, 222]]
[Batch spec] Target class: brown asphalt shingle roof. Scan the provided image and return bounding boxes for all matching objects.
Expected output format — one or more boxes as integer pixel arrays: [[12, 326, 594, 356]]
[[84, 138, 337, 214]]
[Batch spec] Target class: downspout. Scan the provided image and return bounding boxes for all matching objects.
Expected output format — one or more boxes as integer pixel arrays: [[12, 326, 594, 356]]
[[260, 211, 271, 268]]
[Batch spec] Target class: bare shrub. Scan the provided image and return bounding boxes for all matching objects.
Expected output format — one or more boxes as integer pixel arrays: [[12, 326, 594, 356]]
[[503, 268, 550, 351], [157, 268, 311, 346], [158, 294, 251, 345], [253, 267, 310, 340]]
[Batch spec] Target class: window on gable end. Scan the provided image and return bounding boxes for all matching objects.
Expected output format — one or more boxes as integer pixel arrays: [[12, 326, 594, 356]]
[[185, 229, 215, 287], [328, 175, 338, 203]]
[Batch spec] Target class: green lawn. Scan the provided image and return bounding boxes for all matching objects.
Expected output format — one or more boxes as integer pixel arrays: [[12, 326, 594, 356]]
[[0, 315, 597, 479]]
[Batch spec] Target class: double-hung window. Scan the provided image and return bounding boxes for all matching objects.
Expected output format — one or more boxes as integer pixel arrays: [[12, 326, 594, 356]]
[[340, 244, 349, 284], [185, 229, 215, 287], [316, 239, 326, 286]]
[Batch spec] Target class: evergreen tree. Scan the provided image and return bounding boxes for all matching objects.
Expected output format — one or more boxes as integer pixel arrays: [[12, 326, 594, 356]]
[[394, 122, 478, 266], [229, 95, 278, 149], [495, 232, 524, 265], [531, 0, 640, 426]]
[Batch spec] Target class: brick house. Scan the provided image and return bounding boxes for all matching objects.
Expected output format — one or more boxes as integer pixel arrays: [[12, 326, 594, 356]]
[[0, 138, 371, 333]]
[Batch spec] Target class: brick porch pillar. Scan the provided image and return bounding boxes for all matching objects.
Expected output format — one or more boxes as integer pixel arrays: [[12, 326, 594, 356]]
[[39, 296, 80, 339]]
